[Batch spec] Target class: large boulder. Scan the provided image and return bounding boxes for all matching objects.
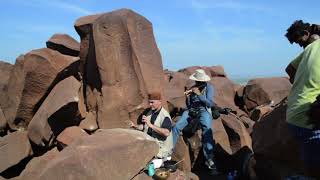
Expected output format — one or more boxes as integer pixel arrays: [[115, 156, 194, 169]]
[[213, 119, 232, 154], [46, 34, 80, 57], [1, 49, 77, 130], [243, 77, 291, 110], [220, 114, 252, 153], [24, 129, 158, 180], [172, 137, 192, 172], [0, 130, 32, 173], [74, 9, 166, 128], [28, 76, 81, 146], [252, 101, 303, 171], [164, 71, 189, 100]]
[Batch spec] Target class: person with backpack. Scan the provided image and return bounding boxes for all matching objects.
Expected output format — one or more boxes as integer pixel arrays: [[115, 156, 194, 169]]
[[172, 69, 219, 174]]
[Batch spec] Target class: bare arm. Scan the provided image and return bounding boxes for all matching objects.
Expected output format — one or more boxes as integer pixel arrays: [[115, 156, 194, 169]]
[[286, 63, 296, 84], [142, 115, 170, 137], [147, 123, 170, 137]]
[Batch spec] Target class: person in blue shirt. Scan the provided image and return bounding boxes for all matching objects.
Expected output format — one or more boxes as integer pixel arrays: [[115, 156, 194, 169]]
[[172, 69, 218, 173]]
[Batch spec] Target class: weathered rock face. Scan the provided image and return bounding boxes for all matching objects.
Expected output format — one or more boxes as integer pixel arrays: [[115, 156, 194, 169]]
[[46, 34, 80, 57], [17, 148, 59, 180], [220, 114, 252, 153], [243, 77, 291, 110], [0, 108, 6, 131], [164, 71, 189, 100], [0, 61, 13, 94], [0, 130, 32, 173], [172, 137, 192, 172], [79, 111, 98, 132], [28, 76, 81, 146], [27, 129, 158, 180], [0, 61, 13, 129], [213, 119, 232, 154], [56, 126, 88, 149], [1, 49, 77, 130], [74, 9, 166, 129]]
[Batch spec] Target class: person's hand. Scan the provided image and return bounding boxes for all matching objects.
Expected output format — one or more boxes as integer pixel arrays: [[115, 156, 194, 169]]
[[125, 120, 136, 129], [192, 87, 201, 95], [142, 115, 151, 126]]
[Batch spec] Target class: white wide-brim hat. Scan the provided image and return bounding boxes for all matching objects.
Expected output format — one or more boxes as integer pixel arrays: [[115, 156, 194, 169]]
[[189, 69, 211, 82]]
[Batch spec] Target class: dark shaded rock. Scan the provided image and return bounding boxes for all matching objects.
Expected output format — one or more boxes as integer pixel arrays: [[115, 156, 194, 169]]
[[1, 49, 77, 130], [0, 130, 32, 173], [220, 114, 252, 153], [46, 34, 80, 57], [75, 9, 166, 129], [252, 100, 305, 178], [250, 105, 273, 121], [28, 76, 81, 146]]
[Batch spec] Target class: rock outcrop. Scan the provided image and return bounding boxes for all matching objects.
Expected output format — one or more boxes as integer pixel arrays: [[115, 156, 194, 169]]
[[74, 9, 166, 129], [2, 49, 77, 130], [28, 76, 81, 146], [46, 34, 80, 57]]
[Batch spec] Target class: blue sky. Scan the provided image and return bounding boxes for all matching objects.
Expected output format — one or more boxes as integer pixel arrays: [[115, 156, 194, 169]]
[[0, 0, 319, 78]]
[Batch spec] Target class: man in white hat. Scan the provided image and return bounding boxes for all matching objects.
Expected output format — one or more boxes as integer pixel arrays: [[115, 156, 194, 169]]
[[172, 69, 218, 173]]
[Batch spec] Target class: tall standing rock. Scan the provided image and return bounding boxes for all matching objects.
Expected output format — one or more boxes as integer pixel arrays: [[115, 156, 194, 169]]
[[1, 49, 77, 130], [74, 9, 166, 128], [46, 34, 80, 57]]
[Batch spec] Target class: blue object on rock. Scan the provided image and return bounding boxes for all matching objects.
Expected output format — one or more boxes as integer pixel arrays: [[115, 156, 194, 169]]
[[148, 162, 155, 177]]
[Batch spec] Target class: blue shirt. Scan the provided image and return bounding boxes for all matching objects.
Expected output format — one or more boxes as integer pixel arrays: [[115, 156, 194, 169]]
[[186, 82, 214, 109]]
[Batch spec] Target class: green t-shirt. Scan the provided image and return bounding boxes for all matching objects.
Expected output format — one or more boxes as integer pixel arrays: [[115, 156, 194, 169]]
[[286, 39, 320, 129]]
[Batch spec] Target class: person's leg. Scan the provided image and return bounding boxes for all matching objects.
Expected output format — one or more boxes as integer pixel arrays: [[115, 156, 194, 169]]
[[288, 123, 320, 178], [300, 129, 320, 178], [172, 110, 190, 146], [198, 110, 215, 161]]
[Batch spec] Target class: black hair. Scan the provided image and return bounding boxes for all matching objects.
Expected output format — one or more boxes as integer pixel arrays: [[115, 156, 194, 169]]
[[285, 20, 311, 44]]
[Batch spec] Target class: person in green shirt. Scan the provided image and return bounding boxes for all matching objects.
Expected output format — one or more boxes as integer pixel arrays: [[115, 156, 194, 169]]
[[285, 20, 320, 178], [285, 20, 320, 83]]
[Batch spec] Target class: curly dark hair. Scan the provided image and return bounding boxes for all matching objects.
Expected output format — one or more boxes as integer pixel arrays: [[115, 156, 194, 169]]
[[285, 20, 311, 44]]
